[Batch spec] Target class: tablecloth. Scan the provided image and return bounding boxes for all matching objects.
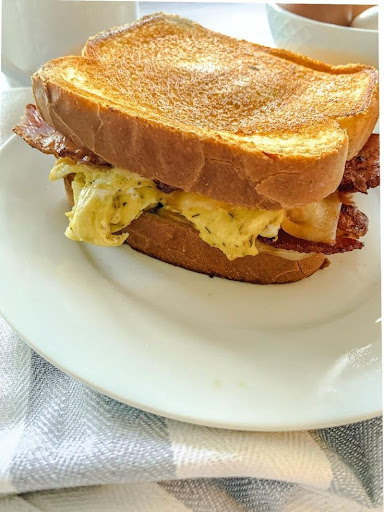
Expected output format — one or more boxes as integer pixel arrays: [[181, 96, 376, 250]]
[[0, 314, 382, 511]]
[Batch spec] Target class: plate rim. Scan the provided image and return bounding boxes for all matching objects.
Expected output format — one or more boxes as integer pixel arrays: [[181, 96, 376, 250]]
[[2, 308, 381, 431]]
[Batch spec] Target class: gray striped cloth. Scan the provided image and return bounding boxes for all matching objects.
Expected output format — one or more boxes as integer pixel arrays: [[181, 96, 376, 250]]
[[0, 315, 382, 512]]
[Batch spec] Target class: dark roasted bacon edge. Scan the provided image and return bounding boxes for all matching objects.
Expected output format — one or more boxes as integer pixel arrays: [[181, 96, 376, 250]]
[[260, 204, 368, 254], [338, 204, 368, 239], [13, 104, 178, 193], [339, 134, 379, 194], [13, 104, 110, 167], [259, 230, 364, 255]]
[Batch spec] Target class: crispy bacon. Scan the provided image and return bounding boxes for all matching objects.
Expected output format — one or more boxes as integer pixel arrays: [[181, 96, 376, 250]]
[[13, 104, 110, 167], [338, 204, 368, 238], [13, 104, 178, 193], [339, 134, 380, 194], [259, 229, 363, 255], [259, 205, 367, 254], [153, 179, 179, 194]]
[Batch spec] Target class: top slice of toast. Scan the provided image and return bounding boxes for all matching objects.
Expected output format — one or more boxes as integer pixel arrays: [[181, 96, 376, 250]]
[[32, 13, 379, 209]]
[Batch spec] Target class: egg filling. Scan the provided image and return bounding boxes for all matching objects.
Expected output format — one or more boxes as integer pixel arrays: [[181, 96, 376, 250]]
[[50, 158, 284, 260]]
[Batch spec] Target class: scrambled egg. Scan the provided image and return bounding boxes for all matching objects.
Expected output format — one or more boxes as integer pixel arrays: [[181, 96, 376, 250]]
[[50, 159, 160, 246], [165, 191, 283, 260], [50, 158, 283, 260]]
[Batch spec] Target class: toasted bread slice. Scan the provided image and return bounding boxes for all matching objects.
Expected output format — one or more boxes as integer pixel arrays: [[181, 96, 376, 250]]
[[124, 213, 328, 284], [34, 13, 378, 210], [63, 175, 327, 284]]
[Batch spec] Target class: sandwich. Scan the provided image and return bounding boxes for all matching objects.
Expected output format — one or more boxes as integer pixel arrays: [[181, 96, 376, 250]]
[[14, 13, 379, 284]]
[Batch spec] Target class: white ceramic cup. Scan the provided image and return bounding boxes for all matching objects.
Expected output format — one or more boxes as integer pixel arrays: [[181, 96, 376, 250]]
[[266, 3, 378, 68], [2, 0, 138, 85]]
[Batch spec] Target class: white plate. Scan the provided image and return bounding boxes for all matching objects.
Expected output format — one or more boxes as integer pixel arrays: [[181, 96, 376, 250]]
[[0, 135, 381, 431]]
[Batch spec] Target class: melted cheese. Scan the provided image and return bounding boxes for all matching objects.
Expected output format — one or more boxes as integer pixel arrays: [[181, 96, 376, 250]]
[[283, 193, 341, 243]]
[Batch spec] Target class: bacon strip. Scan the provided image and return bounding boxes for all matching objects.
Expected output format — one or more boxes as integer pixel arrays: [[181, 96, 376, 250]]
[[259, 229, 363, 255], [338, 204, 368, 238], [339, 134, 379, 194], [259, 205, 367, 255], [153, 180, 179, 194], [13, 104, 110, 167], [13, 104, 179, 193]]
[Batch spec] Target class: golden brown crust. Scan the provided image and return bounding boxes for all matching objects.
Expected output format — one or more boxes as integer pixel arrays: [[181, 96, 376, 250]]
[[32, 78, 349, 210], [63, 175, 326, 284], [32, 13, 378, 210]]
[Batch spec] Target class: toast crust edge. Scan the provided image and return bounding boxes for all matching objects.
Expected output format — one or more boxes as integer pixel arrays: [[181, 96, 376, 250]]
[[34, 75, 349, 210]]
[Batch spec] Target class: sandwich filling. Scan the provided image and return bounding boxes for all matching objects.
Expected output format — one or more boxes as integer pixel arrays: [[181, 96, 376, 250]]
[[51, 157, 344, 261], [50, 158, 284, 260]]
